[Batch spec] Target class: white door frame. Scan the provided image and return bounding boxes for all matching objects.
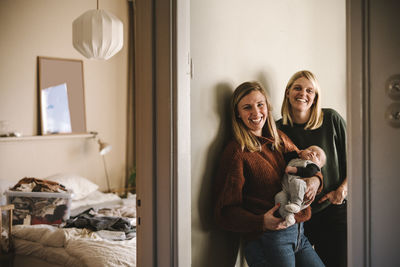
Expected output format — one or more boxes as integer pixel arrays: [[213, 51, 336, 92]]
[[347, 0, 370, 266], [135, 0, 191, 266], [136, 0, 369, 266]]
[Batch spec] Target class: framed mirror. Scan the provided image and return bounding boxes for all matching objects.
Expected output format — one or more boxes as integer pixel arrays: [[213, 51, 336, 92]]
[[38, 57, 87, 135]]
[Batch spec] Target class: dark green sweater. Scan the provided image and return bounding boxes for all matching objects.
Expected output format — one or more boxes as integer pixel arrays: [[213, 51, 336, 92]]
[[276, 108, 347, 214]]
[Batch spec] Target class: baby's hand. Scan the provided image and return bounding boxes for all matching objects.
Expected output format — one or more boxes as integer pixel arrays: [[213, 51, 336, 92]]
[[285, 166, 297, 174]]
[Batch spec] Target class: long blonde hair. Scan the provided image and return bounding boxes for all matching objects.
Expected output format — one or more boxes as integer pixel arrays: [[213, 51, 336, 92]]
[[281, 70, 323, 130], [231, 81, 282, 152]]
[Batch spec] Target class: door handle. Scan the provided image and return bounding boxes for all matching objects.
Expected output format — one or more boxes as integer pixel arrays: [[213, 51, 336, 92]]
[[385, 103, 400, 128], [386, 75, 400, 100]]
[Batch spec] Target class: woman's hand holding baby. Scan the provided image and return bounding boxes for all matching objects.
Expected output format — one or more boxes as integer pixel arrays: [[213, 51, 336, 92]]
[[302, 176, 320, 205], [263, 203, 287, 231]]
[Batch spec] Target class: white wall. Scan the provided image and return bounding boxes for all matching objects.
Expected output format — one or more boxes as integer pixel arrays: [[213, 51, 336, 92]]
[[190, 0, 346, 266], [0, 0, 128, 191]]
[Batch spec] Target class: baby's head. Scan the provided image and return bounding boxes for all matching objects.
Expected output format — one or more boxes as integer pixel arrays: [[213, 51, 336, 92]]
[[299, 145, 326, 168]]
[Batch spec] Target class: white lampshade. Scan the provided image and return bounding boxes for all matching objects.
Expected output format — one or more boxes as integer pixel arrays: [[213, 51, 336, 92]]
[[98, 139, 112, 155], [72, 9, 123, 60]]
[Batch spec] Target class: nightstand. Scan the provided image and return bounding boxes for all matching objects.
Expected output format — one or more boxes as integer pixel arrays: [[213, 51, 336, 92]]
[[0, 204, 14, 267]]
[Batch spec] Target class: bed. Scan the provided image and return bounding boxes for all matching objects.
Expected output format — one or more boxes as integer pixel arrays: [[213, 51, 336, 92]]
[[0, 174, 137, 267]]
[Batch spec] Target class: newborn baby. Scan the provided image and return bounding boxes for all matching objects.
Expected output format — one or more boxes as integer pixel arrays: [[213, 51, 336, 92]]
[[275, 145, 326, 227]]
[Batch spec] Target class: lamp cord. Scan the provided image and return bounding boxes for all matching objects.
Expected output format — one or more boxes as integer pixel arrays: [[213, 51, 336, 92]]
[[97, 0, 99, 10]]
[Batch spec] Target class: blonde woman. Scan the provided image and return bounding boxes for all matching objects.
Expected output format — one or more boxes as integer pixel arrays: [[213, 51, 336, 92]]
[[214, 81, 324, 267], [277, 70, 347, 267]]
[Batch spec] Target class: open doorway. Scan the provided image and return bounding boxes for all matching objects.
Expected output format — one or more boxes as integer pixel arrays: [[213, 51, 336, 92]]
[[135, 0, 400, 266], [190, 1, 346, 267]]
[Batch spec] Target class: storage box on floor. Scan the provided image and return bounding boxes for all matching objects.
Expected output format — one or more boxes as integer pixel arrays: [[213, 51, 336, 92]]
[[4, 190, 72, 225]]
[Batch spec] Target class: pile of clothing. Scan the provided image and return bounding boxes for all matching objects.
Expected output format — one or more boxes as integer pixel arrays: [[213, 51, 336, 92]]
[[65, 208, 136, 240], [10, 177, 67, 193], [8, 177, 69, 225]]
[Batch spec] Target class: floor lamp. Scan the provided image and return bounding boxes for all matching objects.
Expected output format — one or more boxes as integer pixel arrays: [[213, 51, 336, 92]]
[[92, 132, 112, 192]]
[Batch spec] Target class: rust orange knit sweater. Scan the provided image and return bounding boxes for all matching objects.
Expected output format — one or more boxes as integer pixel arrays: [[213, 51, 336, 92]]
[[214, 130, 322, 240]]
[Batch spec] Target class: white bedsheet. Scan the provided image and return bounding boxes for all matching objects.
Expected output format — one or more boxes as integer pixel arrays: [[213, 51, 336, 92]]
[[70, 190, 122, 216], [12, 224, 136, 267]]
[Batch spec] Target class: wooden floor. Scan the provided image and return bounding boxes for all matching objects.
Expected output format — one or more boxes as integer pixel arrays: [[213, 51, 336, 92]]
[[0, 253, 14, 267]]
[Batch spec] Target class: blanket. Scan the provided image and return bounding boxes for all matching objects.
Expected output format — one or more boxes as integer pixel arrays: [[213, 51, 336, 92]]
[[12, 224, 136, 267]]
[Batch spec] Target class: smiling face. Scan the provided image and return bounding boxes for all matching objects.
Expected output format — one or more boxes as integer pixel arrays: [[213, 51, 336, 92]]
[[286, 77, 317, 116], [299, 145, 326, 168], [237, 90, 268, 136]]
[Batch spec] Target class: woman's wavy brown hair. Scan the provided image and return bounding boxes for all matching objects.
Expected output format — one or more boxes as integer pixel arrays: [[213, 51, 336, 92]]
[[231, 81, 282, 152]]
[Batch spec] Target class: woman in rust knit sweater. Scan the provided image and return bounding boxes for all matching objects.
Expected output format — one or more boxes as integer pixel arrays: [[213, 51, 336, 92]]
[[214, 81, 325, 267]]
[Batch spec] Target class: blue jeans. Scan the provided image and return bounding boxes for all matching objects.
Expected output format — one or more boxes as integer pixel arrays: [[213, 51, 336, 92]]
[[244, 223, 325, 267]]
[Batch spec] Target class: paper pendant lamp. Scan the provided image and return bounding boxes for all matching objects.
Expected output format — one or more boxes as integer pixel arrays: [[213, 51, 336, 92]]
[[73, 9, 123, 60]]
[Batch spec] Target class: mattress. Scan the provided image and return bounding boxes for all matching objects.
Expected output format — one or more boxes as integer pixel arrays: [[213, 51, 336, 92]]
[[11, 191, 137, 267]]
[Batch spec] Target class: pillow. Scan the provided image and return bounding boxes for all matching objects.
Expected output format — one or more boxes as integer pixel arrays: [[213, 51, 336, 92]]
[[0, 180, 15, 205], [45, 173, 99, 200]]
